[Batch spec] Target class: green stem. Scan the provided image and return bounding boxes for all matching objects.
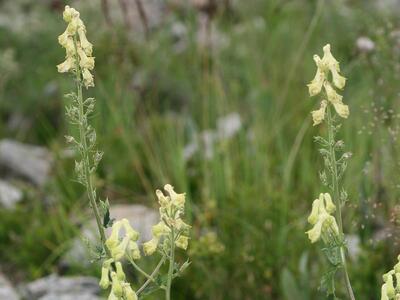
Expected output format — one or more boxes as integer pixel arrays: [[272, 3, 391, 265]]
[[165, 230, 175, 300], [73, 36, 110, 257], [128, 257, 155, 281], [137, 257, 166, 295], [326, 105, 355, 300]]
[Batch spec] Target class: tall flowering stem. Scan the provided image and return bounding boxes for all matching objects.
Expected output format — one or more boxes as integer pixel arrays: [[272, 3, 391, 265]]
[[306, 44, 355, 299], [57, 5, 108, 252], [58, 6, 191, 299]]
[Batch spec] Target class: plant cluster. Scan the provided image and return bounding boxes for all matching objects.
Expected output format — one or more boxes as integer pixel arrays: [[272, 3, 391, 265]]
[[57, 6, 190, 300]]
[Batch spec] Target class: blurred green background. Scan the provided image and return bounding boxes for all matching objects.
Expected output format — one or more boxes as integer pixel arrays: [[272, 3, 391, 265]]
[[0, 0, 400, 299]]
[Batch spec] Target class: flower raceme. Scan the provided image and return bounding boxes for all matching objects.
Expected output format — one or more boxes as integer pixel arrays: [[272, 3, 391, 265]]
[[306, 193, 339, 244], [105, 219, 141, 261], [99, 185, 191, 300], [143, 184, 191, 256], [57, 5, 95, 88], [99, 258, 138, 300], [381, 256, 400, 300], [308, 44, 349, 126]]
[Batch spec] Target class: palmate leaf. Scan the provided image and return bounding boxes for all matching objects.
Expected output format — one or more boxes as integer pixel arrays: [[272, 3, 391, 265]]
[[322, 246, 341, 266], [319, 266, 341, 297]]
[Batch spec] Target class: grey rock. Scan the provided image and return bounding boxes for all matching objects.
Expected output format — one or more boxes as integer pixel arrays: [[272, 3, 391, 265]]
[[374, 0, 400, 11], [63, 204, 158, 266], [39, 293, 100, 300], [23, 274, 100, 300], [0, 139, 53, 186], [0, 180, 23, 209], [0, 273, 19, 300]]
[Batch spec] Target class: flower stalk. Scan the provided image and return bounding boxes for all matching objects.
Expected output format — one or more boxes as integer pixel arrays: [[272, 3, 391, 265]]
[[58, 6, 191, 300], [306, 44, 355, 299]]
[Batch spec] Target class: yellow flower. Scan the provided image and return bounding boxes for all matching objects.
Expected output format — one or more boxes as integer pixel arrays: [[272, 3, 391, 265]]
[[307, 56, 326, 96], [324, 82, 349, 119], [123, 284, 138, 300], [306, 193, 339, 244], [57, 5, 95, 89], [306, 220, 323, 243], [175, 218, 191, 232], [63, 5, 79, 23], [308, 44, 349, 121], [57, 57, 75, 73], [323, 193, 336, 214], [143, 238, 159, 256], [121, 218, 139, 241], [128, 240, 141, 260], [383, 271, 396, 298], [107, 291, 118, 300], [322, 44, 339, 72], [311, 100, 327, 126], [99, 259, 112, 289], [164, 184, 186, 208], [156, 189, 170, 208], [115, 262, 126, 281], [110, 272, 123, 297], [152, 222, 170, 238], [78, 28, 93, 56], [175, 235, 189, 250], [331, 67, 346, 89], [77, 48, 95, 70], [82, 68, 94, 88]]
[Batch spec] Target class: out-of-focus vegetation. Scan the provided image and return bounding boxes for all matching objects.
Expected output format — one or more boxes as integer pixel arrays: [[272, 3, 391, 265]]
[[1, 0, 400, 299]]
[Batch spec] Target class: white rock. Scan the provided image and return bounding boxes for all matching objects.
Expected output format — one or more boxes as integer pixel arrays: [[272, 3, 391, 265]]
[[0, 180, 22, 209], [63, 204, 158, 266], [0, 139, 53, 186], [0, 273, 19, 300], [23, 274, 99, 300]]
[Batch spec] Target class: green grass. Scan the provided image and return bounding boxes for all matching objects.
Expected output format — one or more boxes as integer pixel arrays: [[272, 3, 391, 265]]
[[0, 0, 399, 299]]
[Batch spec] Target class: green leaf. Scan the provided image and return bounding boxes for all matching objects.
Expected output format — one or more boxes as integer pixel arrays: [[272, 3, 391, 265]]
[[319, 267, 340, 296], [322, 246, 341, 266]]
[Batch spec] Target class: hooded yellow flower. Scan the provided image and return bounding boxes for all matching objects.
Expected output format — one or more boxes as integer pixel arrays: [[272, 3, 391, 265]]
[[311, 100, 327, 126], [307, 44, 349, 125], [143, 185, 190, 255], [381, 256, 400, 300], [105, 218, 140, 261], [306, 193, 339, 244], [57, 5, 95, 88]]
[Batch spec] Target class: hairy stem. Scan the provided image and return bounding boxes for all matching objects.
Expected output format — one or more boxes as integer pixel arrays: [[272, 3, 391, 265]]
[[326, 105, 355, 300], [137, 257, 166, 295], [73, 36, 110, 257], [128, 257, 156, 282], [165, 230, 175, 300]]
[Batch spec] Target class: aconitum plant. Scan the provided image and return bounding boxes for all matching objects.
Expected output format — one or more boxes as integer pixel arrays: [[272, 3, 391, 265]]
[[57, 6, 190, 300], [306, 44, 355, 299]]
